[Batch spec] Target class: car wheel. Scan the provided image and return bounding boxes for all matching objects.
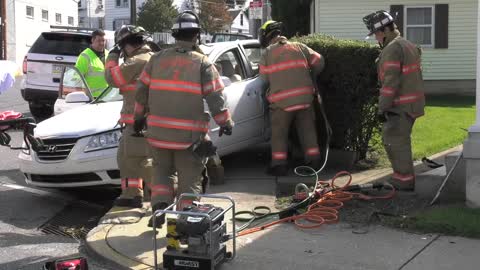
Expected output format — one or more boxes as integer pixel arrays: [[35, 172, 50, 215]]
[[29, 101, 54, 120]]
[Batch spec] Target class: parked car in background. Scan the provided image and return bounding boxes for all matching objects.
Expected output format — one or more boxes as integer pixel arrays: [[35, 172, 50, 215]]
[[19, 40, 268, 188], [210, 33, 253, 43], [21, 26, 114, 119]]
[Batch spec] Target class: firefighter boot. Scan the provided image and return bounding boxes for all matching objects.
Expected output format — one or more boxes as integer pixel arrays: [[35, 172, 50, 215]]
[[148, 202, 168, 228], [113, 178, 144, 208], [267, 164, 288, 176], [114, 196, 143, 208], [388, 175, 415, 191]]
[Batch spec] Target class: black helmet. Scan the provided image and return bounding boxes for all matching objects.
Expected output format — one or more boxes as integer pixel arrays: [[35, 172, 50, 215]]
[[362, 10, 395, 36], [258, 20, 283, 48], [172, 11, 201, 35], [115, 25, 148, 47]]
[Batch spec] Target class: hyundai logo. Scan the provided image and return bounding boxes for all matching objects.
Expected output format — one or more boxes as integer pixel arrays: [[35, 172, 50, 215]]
[[55, 56, 64, 60], [47, 145, 57, 153]]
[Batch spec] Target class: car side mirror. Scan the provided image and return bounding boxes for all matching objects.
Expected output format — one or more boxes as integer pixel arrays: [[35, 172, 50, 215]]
[[221, 76, 232, 87], [65, 92, 91, 103]]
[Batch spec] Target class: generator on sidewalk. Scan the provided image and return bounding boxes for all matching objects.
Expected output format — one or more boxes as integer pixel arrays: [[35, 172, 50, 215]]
[[152, 194, 236, 270]]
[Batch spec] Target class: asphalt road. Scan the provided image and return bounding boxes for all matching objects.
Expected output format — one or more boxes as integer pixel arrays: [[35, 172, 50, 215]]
[[0, 77, 114, 270]]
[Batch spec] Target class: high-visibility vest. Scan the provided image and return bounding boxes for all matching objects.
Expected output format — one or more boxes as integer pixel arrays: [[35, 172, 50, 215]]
[[75, 48, 109, 97]]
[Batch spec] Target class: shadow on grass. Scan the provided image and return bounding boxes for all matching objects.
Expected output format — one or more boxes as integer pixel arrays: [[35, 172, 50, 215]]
[[425, 95, 475, 108]]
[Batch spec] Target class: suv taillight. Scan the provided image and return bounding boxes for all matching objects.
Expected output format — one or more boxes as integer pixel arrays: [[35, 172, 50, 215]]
[[22, 55, 27, 74]]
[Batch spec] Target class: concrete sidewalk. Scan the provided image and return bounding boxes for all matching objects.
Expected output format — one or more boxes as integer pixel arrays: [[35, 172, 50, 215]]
[[85, 145, 479, 270]]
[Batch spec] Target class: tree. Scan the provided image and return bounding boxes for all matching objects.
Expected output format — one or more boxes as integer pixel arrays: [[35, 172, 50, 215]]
[[197, 0, 232, 34], [270, 0, 310, 38], [137, 0, 178, 32]]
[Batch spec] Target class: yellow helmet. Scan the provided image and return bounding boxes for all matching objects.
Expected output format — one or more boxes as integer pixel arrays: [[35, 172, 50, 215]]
[[259, 20, 283, 48]]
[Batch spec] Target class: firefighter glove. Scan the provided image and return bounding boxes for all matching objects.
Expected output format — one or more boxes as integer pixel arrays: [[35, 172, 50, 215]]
[[133, 117, 146, 134], [377, 113, 387, 123], [219, 125, 232, 137], [110, 45, 121, 55]]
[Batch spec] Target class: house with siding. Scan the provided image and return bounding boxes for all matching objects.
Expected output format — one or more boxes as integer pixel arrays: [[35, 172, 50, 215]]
[[3, 0, 78, 64], [104, 0, 190, 30], [309, 0, 478, 94], [78, 0, 105, 29], [226, 9, 249, 34]]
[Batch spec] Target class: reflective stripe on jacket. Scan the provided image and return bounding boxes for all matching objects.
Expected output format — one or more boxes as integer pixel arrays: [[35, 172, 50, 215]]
[[377, 31, 425, 118], [105, 45, 153, 126], [259, 37, 324, 111], [75, 48, 109, 97], [135, 41, 232, 150]]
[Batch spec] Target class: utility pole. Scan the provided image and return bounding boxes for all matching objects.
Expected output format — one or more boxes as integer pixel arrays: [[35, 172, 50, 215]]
[[130, 0, 136, 25], [1, 0, 6, 60], [87, 0, 92, 28]]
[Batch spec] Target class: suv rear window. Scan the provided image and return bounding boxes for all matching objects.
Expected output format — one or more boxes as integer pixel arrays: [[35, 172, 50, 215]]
[[29, 32, 91, 56]]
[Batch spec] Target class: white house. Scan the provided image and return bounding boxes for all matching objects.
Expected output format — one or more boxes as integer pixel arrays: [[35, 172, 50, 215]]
[[104, 0, 190, 30], [310, 0, 478, 94], [4, 0, 78, 65], [226, 9, 249, 34], [78, 0, 105, 29]]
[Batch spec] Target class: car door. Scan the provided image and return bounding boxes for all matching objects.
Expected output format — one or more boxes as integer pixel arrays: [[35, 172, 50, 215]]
[[54, 66, 93, 115], [208, 45, 265, 155], [240, 43, 270, 141]]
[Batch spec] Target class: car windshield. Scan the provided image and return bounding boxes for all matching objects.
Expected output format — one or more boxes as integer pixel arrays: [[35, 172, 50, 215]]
[[30, 32, 91, 56], [92, 45, 217, 103], [94, 86, 123, 103]]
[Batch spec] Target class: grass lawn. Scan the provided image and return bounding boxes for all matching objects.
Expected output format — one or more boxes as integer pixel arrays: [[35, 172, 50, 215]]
[[412, 95, 476, 160], [367, 95, 476, 167], [389, 205, 480, 238]]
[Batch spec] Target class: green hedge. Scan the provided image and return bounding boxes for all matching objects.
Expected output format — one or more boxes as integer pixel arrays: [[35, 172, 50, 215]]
[[293, 34, 381, 160]]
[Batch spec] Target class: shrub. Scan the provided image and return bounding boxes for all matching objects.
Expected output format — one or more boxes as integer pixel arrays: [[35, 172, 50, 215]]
[[293, 34, 381, 160]]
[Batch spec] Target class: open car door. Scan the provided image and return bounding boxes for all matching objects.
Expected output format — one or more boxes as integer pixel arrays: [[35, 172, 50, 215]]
[[54, 66, 94, 115], [209, 46, 266, 155]]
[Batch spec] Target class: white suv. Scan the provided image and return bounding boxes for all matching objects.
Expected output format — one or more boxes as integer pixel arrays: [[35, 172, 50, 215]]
[[21, 26, 113, 119]]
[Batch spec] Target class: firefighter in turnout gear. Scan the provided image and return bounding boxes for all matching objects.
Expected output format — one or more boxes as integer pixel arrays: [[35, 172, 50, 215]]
[[259, 20, 325, 176], [363, 10, 425, 191], [135, 11, 234, 228], [105, 25, 156, 208]]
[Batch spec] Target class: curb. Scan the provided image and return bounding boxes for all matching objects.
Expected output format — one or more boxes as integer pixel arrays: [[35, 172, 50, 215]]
[[85, 145, 462, 268], [85, 224, 152, 270], [368, 145, 463, 184]]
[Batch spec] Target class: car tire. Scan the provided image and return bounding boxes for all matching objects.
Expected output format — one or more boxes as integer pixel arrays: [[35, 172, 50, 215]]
[[29, 101, 54, 120]]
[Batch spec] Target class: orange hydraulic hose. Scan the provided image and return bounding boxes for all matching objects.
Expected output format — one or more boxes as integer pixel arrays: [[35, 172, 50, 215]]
[[237, 171, 396, 237]]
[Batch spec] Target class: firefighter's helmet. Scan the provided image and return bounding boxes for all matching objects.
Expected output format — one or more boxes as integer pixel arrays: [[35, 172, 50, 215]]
[[362, 10, 395, 36], [114, 25, 148, 47], [172, 11, 201, 36], [259, 20, 283, 48]]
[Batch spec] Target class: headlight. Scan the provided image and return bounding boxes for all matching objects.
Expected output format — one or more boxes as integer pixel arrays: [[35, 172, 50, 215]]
[[84, 130, 122, 152]]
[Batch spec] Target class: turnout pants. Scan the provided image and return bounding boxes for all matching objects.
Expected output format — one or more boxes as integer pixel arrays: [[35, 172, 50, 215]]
[[117, 125, 153, 199], [150, 147, 205, 210], [382, 112, 416, 189], [270, 106, 321, 166]]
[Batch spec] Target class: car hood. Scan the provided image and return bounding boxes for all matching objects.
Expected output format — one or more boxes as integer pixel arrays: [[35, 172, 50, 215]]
[[35, 101, 121, 138]]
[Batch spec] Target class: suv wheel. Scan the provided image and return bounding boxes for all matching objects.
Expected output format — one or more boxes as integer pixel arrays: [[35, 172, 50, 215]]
[[29, 101, 54, 120]]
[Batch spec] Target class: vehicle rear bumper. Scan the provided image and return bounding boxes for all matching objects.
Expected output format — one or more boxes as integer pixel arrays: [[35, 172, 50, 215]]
[[22, 87, 58, 102]]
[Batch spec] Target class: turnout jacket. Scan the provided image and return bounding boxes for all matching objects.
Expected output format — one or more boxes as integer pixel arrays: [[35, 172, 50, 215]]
[[377, 30, 425, 118], [260, 37, 325, 111], [135, 41, 232, 150], [105, 44, 154, 126]]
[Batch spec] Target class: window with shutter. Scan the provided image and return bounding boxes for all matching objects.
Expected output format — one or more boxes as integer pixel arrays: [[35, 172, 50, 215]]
[[391, 4, 448, 49], [405, 6, 434, 46]]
